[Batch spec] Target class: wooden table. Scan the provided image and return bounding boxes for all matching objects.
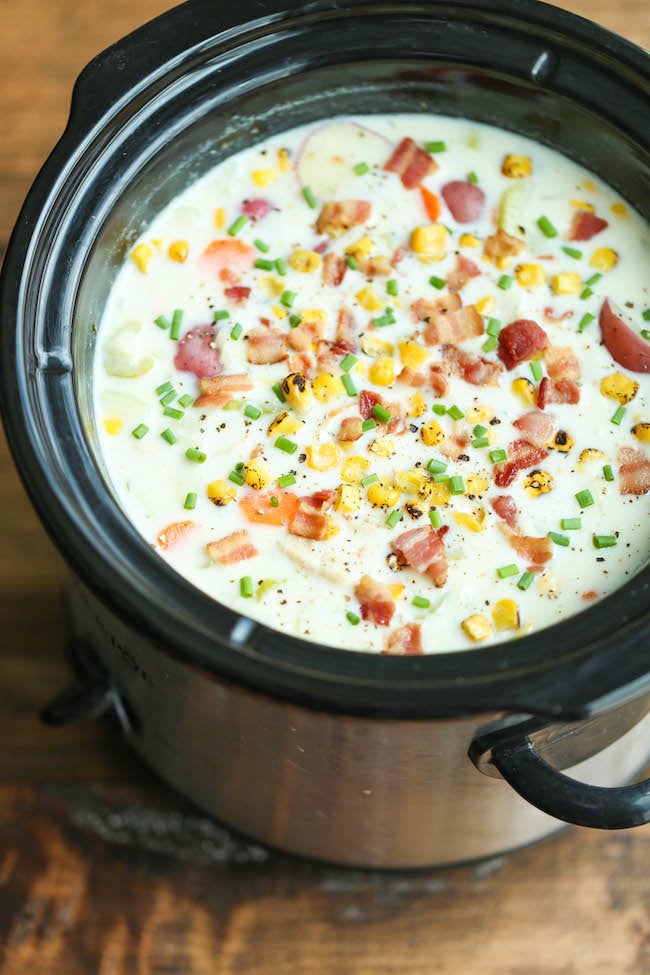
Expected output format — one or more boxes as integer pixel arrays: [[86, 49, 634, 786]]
[[1, 2, 649, 971]]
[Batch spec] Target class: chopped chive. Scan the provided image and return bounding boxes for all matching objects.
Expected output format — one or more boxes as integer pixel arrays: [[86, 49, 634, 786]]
[[426, 140, 447, 153], [342, 373, 357, 397], [230, 322, 243, 341], [482, 336, 498, 354], [562, 245, 583, 259], [444, 224, 454, 236], [585, 272, 602, 287], [449, 475, 465, 495], [274, 258, 287, 276], [270, 495, 279, 507], [302, 186, 318, 209], [575, 489, 594, 508], [178, 394, 194, 409], [170, 308, 184, 340], [184, 492, 197, 510], [160, 427, 177, 445], [228, 468, 245, 485], [164, 407, 184, 420], [272, 382, 286, 403], [154, 315, 170, 330], [341, 353, 358, 372], [472, 437, 489, 449], [447, 404, 464, 421], [498, 274, 513, 290], [275, 436, 298, 454], [467, 171, 479, 185], [473, 424, 488, 437], [561, 518, 582, 530], [240, 576, 254, 598], [159, 390, 176, 406], [361, 473, 379, 487], [346, 255, 359, 270], [580, 287, 593, 300], [490, 448, 507, 464], [432, 403, 447, 416], [346, 611, 361, 626], [228, 214, 249, 236], [642, 309, 650, 322], [132, 423, 149, 440], [578, 312, 595, 332], [537, 215, 558, 238], [611, 405, 626, 425], [374, 307, 396, 327], [235, 461, 245, 471], [641, 329, 650, 342], [372, 404, 392, 424], [603, 464, 614, 482], [427, 458, 447, 474], [429, 509, 442, 529], [497, 564, 519, 579], [280, 290, 296, 308], [385, 509, 402, 529], [486, 317, 501, 337], [517, 571, 536, 591], [593, 534, 617, 549], [186, 447, 206, 464], [155, 380, 173, 396], [213, 309, 230, 321], [387, 278, 399, 296], [354, 161, 370, 175], [361, 418, 377, 433], [244, 404, 262, 420], [255, 257, 274, 270], [429, 275, 446, 290], [254, 238, 271, 252], [412, 595, 430, 609], [433, 473, 449, 483], [530, 360, 544, 382], [289, 314, 302, 328], [548, 531, 570, 547], [278, 473, 296, 488]]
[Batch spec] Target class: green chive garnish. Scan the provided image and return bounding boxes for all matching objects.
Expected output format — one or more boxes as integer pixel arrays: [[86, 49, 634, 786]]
[[275, 436, 298, 454], [561, 518, 581, 530], [482, 336, 498, 354], [280, 290, 296, 308], [498, 274, 513, 290], [164, 407, 184, 420], [272, 382, 286, 403], [302, 186, 318, 209], [275, 258, 287, 276], [254, 238, 270, 252], [537, 215, 558, 238], [244, 404, 262, 420], [186, 447, 206, 464], [213, 309, 230, 321], [580, 287, 593, 300], [429, 509, 442, 529], [270, 496, 279, 507], [387, 279, 399, 296], [374, 307, 396, 327], [228, 214, 249, 236], [449, 475, 464, 495], [341, 373, 357, 397], [486, 317, 501, 337], [184, 492, 197, 510], [155, 380, 173, 396], [170, 308, 184, 340], [361, 418, 377, 433], [346, 611, 361, 626], [412, 595, 430, 609], [517, 571, 536, 591], [361, 473, 379, 487], [341, 353, 358, 372], [603, 464, 614, 482], [230, 322, 243, 341], [427, 459, 447, 474], [429, 275, 446, 290], [548, 531, 570, 547], [426, 140, 446, 153], [490, 448, 507, 464], [473, 425, 488, 437], [278, 473, 296, 488], [159, 390, 176, 406], [593, 534, 617, 549], [372, 404, 392, 425], [132, 423, 149, 440], [472, 437, 489, 449], [255, 257, 274, 270], [385, 509, 402, 529], [228, 469, 245, 485], [497, 564, 518, 579], [289, 314, 302, 328], [562, 245, 583, 259], [585, 272, 602, 287], [346, 255, 359, 270], [354, 161, 370, 175], [178, 394, 193, 409], [641, 330, 650, 342], [154, 315, 170, 330], [433, 473, 449, 483], [578, 312, 595, 332], [575, 489, 594, 508], [467, 171, 479, 185], [611, 405, 626, 425], [432, 404, 447, 416], [447, 405, 464, 421], [240, 576, 254, 598], [161, 428, 177, 445], [530, 360, 544, 382], [643, 309, 650, 322]]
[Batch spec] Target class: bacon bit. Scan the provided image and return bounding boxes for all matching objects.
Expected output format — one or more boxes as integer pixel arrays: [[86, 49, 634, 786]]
[[618, 446, 650, 496], [582, 590, 598, 601], [288, 502, 329, 541], [322, 251, 347, 287], [316, 200, 372, 237], [288, 320, 324, 353], [199, 238, 255, 276], [339, 416, 363, 442], [429, 364, 449, 398], [424, 305, 483, 345], [224, 285, 251, 304], [600, 299, 650, 374], [157, 520, 196, 550], [359, 389, 401, 433], [440, 430, 471, 460], [384, 622, 423, 655], [446, 254, 481, 293], [313, 239, 329, 255], [513, 410, 556, 448], [391, 525, 448, 588], [239, 490, 299, 526], [195, 373, 255, 408], [241, 198, 272, 221], [356, 253, 392, 277], [543, 306, 574, 323], [494, 439, 548, 487], [484, 228, 525, 262], [335, 307, 357, 353], [354, 575, 396, 626], [441, 180, 485, 223], [413, 292, 462, 322], [497, 319, 549, 370], [246, 327, 287, 364], [545, 345, 580, 381], [505, 531, 553, 565], [491, 495, 519, 529], [315, 343, 340, 374], [287, 352, 315, 376], [420, 186, 441, 221], [569, 210, 608, 241], [537, 377, 580, 410], [174, 326, 223, 378], [206, 529, 259, 565], [397, 366, 426, 387], [219, 268, 240, 287], [385, 137, 437, 189], [441, 346, 503, 386], [391, 245, 409, 267], [305, 489, 337, 511]]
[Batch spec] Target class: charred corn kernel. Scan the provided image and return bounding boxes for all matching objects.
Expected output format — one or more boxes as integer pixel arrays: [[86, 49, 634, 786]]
[[548, 430, 574, 453], [388, 584, 406, 601], [579, 448, 607, 468], [407, 391, 427, 417], [523, 469, 553, 497], [214, 207, 226, 229], [551, 272, 581, 295], [421, 419, 445, 447], [515, 263, 545, 287], [260, 276, 284, 297], [399, 340, 429, 371], [537, 571, 560, 600], [362, 334, 394, 357], [395, 469, 428, 495], [454, 509, 487, 532], [611, 202, 628, 217], [243, 458, 272, 490], [131, 243, 152, 273], [367, 481, 400, 508], [583, 179, 597, 192], [590, 247, 618, 272], [459, 233, 480, 248], [267, 411, 301, 437], [356, 287, 383, 312], [600, 372, 639, 404], [492, 599, 520, 631], [252, 168, 277, 187], [168, 240, 189, 263], [301, 308, 327, 326], [475, 296, 495, 316], [462, 614, 491, 643], [207, 479, 237, 505], [289, 248, 322, 272], [466, 403, 495, 424], [335, 483, 362, 512], [341, 456, 369, 484], [405, 500, 426, 520], [410, 223, 447, 259], [571, 200, 594, 212], [305, 443, 341, 471], [632, 422, 650, 444], [368, 437, 395, 458], [420, 480, 451, 506], [346, 236, 374, 258], [102, 418, 122, 436], [272, 304, 288, 319], [368, 357, 395, 386], [325, 516, 340, 539], [466, 474, 489, 495], [512, 377, 537, 406], [281, 372, 313, 414], [312, 372, 344, 403], [278, 147, 290, 171], [501, 153, 532, 178]]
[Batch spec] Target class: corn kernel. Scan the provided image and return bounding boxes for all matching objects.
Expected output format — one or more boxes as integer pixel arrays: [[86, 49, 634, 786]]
[[399, 340, 429, 371], [368, 438, 395, 458], [466, 474, 489, 495], [475, 296, 495, 316], [207, 479, 237, 505], [367, 481, 400, 508], [346, 236, 374, 258], [394, 469, 428, 495], [600, 373, 639, 404], [515, 263, 545, 287], [301, 309, 327, 327], [459, 233, 481, 247], [611, 202, 628, 217], [410, 223, 447, 260], [632, 422, 650, 444], [306, 443, 341, 471], [551, 272, 581, 295], [243, 458, 272, 490], [462, 614, 491, 643], [512, 377, 537, 406], [312, 373, 344, 403], [278, 148, 290, 171], [362, 334, 394, 357], [501, 153, 532, 178], [214, 208, 226, 229], [578, 448, 607, 468], [582, 179, 597, 192], [267, 411, 301, 437], [260, 276, 284, 297], [356, 287, 383, 312], [496, 255, 514, 270], [407, 392, 427, 418], [168, 240, 189, 263], [454, 509, 487, 532], [289, 248, 322, 273], [421, 419, 445, 447], [335, 483, 362, 512], [281, 373, 313, 414], [388, 584, 406, 600], [325, 516, 340, 539], [570, 200, 594, 212], [368, 357, 395, 387], [341, 456, 370, 484], [252, 168, 277, 187], [523, 469, 554, 497], [130, 243, 153, 273], [151, 238, 165, 252], [548, 430, 574, 453], [466, 403, 495, 424], [492, 599, 520, 632], [420, 480, 451, 506], [272, 305, 288, 319], [102, 418, 122, 436], [590, 247, 618, 272]]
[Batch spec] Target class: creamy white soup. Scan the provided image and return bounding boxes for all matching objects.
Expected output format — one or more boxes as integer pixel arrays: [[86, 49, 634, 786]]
[[94, 114, 650, 654]]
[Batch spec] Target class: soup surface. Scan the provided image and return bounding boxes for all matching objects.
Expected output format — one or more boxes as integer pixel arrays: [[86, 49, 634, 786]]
[[94, 115, 650, 653]]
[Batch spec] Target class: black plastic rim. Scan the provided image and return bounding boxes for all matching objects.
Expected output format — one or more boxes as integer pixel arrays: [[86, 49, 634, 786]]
[[1, 0, 649, 720]]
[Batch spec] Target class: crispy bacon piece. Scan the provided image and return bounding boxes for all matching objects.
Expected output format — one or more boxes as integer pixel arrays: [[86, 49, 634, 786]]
[[441, 180, 485, 223], [339, 416, 363, 442], [224, 285, 251, 304], [356, 253, 392, 277], [246, 327, 287, 364], [493, 439, 548, 487], [491, 495, 519, 530], [446, 254, 481, 293], [241, 198, 272, 221], [545, 345, 580, 381], [384, 137, 437, 189], [429, 364, 449, 398], [497, 319, 549, 370], [424, 305, 483, 345], [618, 446, 650, 496], [513, 410, 556, 448], [157, 521, 196, 550], [391, 245, 408, 267], [287, 352, 314, 376], [384, 622, 423, 655], [207, 529, 259, 565], [569, 210, 608, 241], [322, 251, 347, 287], [537, 377, 580, 410], [305, 489, 336, 511], [440, 430, 471, 460], [441, 346, 503, 386], [287, 320, 324, 353], [288, 502, 329, 541], [484, 228, 525, 262], [219, 268, 240, 287], [316, 200, 372, 237], [334, 308, 357, 353], [600, 299, 650, 374], [195, 373, 255, 408], [354, 575, 396, 626], [314, 343, 340, 374], [413, 292, 462, 322], [543, 306, 574, 323], [174, 326, 223, 378], [359, 389, 401, 433], [505, 531, 553, 565], [397, 366, 426, 387], [391, 526, 448, 588]]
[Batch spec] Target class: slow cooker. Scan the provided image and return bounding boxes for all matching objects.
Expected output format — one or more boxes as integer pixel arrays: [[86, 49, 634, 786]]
[[1, 0, 649, 868]]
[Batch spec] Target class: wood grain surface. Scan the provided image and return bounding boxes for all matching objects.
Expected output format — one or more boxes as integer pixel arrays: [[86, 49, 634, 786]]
[[0, 1, 649, 972]]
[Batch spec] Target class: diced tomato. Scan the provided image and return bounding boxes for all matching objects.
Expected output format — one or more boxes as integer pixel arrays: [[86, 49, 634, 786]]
[[544, 345, 580, 381], [599, 299, 650, 374], [224, 286, 251, 304], [569, 210, 608, 241], [194, 374, 255, 408], [384, 622, 423, 655], [206, 529, 259, 565], [491, 494, 519, 529], [246, 327, 287, 364], [513, 410, 556, 448], [441, 346, 502, 386], [385, 137, 437, 189], [493, 440, 548, 487], [241, 198, 272, 221], [199, 238, 255, 276], [446, 254, 481, 293], [316, 200, 372, 236], [497, 319, 549, 370], [354, 575, 395, 626], [322, 251, 347, 287], [156, 520, 197, 550], [240, 491, 299, 526], [484, 228, 524, 262], [339, 416, 363, 442], [537, 377, 580, 410], [391, 526, 448, 588], [506, 532, 553, 565], [174, 326, 223, 378], [420, 186, 441, 221], [618, 446, 650, 496], [441, 180, 485, 223], [335, 308, 357, 353]]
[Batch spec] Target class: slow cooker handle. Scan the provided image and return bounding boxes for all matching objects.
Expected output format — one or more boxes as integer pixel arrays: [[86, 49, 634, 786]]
[[492, 736, 650, 829]]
